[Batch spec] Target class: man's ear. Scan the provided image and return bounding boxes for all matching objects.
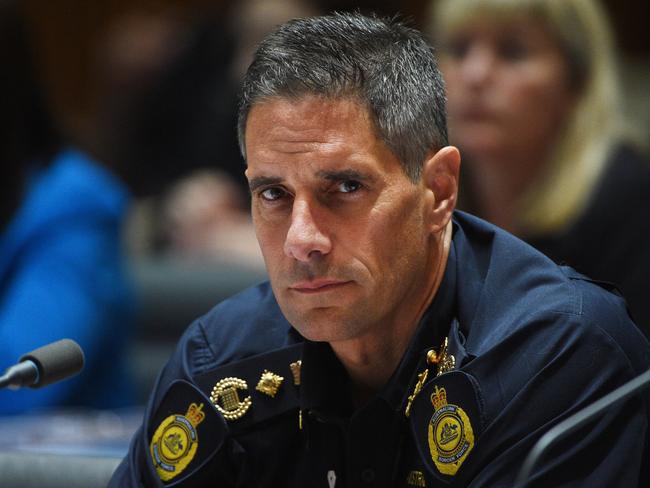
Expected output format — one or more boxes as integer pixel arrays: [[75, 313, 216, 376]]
[[422, 146, 460, 233]]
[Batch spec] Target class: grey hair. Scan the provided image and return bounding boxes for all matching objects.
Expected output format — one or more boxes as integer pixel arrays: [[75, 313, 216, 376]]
[[237, 12, 448, 181]]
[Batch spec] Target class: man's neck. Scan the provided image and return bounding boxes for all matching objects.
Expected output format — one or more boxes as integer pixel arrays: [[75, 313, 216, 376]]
[[330, 221, 452, 407]]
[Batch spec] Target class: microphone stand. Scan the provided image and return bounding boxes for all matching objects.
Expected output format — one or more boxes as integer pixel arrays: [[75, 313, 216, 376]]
[[514, 368, 650, 488]]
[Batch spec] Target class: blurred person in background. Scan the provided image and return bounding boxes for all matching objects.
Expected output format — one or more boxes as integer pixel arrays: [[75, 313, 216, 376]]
[[92, 3, 263, 265], [0, 1, 135, 414], [162, 170, 265, 268], [431, 0, 650, 337], [155, 0, 319, 267]]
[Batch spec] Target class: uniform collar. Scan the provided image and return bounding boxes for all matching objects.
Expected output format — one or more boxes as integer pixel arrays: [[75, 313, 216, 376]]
[[298, 232, 458, 416], [379, 236, 458, 411], [300, 340, 353, 417]]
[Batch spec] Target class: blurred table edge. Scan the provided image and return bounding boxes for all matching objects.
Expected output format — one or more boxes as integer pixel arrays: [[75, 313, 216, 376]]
[[0, 451, 122, 488]]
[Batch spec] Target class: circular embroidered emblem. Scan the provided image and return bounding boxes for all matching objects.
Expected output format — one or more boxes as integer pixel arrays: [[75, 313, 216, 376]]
[[427, 386, 474, 475], [150, 403, 205, 482]]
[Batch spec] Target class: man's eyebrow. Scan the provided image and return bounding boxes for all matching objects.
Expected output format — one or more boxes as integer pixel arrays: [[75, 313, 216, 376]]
[[315, 169, 376, 183], [248, 176, 283, 192]]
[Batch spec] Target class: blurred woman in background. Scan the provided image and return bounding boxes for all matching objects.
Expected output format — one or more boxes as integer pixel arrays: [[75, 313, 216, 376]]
[[431, 0, 650, 337]]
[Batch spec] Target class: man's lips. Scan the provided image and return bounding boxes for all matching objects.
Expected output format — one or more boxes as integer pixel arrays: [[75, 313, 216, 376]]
[[289, 279, 351, 293]]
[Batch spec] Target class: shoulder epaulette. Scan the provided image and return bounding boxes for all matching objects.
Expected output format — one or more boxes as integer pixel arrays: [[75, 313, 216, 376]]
[[194, 343, 304, 431]]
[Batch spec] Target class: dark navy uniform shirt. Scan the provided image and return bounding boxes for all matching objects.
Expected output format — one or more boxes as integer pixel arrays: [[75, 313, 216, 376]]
[[110, 212, 650, 487]]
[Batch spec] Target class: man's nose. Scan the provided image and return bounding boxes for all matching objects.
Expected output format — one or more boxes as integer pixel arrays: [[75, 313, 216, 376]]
[[284, 198, 332, 262]]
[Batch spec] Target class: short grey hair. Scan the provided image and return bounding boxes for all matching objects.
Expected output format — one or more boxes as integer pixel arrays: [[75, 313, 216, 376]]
[[237, 12, 448, 181]]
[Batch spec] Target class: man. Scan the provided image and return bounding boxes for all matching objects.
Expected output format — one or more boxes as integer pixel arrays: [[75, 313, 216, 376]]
[[110, 13, 650, 487]]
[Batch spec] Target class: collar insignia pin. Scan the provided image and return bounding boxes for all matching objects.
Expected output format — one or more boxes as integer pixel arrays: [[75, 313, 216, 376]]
[[255, 370, 284, 398], [289, 360, 302, 386], [406, 470, 426, 487], [210, 377, 252, 421], [428, 337, 455, 377], [405, 369, 429, 417]]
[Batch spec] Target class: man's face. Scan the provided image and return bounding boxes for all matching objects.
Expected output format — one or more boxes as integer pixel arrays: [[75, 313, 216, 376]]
[[245, 96, 437, 344]]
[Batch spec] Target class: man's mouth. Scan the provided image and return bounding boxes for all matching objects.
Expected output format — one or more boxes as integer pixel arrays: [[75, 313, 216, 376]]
[[289, 279, 351, 294]]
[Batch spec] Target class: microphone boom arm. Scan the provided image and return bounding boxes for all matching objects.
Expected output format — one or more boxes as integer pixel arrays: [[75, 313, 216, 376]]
[[515, 368, 650, 488]]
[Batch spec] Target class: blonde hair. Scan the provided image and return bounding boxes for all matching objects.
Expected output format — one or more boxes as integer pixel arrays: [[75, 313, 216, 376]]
[[431, 0, 626, 234]]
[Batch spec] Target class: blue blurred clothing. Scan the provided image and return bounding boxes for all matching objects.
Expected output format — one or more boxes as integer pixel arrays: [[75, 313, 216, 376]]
[[0, 149, 134, 414]]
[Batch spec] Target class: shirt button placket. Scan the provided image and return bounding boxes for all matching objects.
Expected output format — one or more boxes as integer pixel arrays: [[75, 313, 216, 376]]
[[360, 467, 376, 484]]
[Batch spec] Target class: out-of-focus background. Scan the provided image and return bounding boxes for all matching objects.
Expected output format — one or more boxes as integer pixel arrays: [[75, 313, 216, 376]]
[[0, 0, 647, 485]]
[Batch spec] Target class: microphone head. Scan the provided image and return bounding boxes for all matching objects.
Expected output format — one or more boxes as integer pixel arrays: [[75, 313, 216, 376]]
[[19, 339, 85, 388]]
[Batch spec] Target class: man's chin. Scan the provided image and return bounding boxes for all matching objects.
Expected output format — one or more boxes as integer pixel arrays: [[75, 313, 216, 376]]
[[283, 307, 359, 343]]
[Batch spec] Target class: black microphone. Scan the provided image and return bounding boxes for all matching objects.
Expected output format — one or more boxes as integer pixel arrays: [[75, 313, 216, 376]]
[[0, 339, 85, 390], [514, 368, 650, 488]]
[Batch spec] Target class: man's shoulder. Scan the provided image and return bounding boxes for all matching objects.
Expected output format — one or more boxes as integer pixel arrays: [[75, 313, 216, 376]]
[[453, 211, 647, 359], [560, 267, 650, 369], [453, 211, 582, 319], [150, 283, 301, 440], [180, 281, 295, 372]]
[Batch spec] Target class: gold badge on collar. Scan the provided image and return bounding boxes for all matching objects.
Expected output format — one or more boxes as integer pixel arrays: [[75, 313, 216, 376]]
[[405, 369, 429, 417], [256, 370, 284, 398], [427, 337, 456, 377], [406, 470, 426, 487], [150, 403, 205, 481], [210, 377, 252, 421], [427, 386, 474, 475], [289, 360, 302, 385]]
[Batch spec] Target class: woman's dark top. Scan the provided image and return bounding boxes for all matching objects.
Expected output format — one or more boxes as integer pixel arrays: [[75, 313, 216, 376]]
[[528, 145, 650, 339]]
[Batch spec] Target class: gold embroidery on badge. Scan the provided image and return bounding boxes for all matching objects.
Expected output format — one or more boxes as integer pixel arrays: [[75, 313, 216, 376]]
[[427, 386, 474, 476], [210, 377, 252, 420], [255, 370, 284, 398], [150, 403, 205, 482], [406, 470, 427, 486]]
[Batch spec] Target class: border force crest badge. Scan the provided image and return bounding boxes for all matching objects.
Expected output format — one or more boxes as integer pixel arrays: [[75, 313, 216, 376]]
[[148, 380, 229, 484], [150, 403, 205, 481], [428, 386, 474, 475], [409, 371, 483, 482]]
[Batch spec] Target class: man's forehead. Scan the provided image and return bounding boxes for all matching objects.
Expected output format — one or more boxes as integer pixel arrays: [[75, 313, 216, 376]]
[[245, 96, 377, 157], [246, 95, 372, 132]]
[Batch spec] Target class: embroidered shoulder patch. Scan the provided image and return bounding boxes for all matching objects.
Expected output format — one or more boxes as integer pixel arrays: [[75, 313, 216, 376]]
[[409, 371, 483, 481], [148, 380, 228, 484], [150, 402, 205, 481], [428, 386, 474, 475]]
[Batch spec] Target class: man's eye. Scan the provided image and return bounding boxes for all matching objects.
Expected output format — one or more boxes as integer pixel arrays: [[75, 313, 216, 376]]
[[338, 180, 362, 193], [260, 187, 286, 201]]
